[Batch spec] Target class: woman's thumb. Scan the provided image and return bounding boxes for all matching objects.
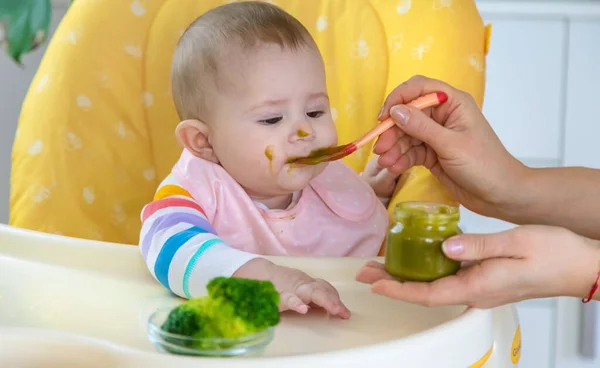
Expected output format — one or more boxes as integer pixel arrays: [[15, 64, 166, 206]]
[[441, 231, 518, 262], [389, 104, 451, 150]]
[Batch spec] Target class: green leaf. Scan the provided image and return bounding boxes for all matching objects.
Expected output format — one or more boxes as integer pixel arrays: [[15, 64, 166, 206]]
[[0, 1, 23, 16], [28, 0, 51, 49], [0, 0, 52, 65]]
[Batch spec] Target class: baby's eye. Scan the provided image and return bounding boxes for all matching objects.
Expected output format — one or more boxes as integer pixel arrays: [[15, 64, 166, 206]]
[[307, 111, 324, 118], [259, 117, 282, 125]]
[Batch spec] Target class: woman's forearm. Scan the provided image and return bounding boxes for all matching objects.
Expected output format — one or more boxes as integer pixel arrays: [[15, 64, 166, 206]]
[[496, 167, 600, 240]]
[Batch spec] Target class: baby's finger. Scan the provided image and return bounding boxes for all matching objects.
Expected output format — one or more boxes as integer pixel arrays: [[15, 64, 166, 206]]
[[279, 292, 309, 314], [355, 262, 394, 284], [363, 156, 384, 177], [315, 279, 342, 297], [297, 284, 350, 319], [375, 167, 400, 188]]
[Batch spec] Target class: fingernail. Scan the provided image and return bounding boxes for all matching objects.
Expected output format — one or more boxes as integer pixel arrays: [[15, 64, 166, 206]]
[[390, 105, 410, 125], [443, 239, 464, 255], [377, 106, 384, 119]]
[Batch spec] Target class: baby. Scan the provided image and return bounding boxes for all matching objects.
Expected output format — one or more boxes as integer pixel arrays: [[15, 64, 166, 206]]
[[139, 1, 398, 319]]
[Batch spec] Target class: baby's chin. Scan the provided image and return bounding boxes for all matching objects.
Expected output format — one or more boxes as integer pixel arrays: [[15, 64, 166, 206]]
[[276, 162, 327, 191]]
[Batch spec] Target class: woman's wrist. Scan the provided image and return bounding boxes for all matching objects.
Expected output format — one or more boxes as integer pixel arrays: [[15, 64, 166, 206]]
[[486, 162, 537, 223], [572, 237, 600, 301]]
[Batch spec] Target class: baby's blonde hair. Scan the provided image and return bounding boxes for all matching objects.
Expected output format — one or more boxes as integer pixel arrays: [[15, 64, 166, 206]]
[[171, 1, 318, 121]]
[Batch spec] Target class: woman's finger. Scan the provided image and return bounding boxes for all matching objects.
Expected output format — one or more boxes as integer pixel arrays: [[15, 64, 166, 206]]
[[371, 257, 523, 308], [355, 262, 394, 284], [379, 75, 454, 121], [442, 230, 524, 262], [373, 105, 429, 157], [410, 137, 423, 146], [389, 105, 453, 152], [377, 135, 414, 168], [373, 124, 406, 156], [365, 260, 386, 269], [370, 274, 474, 307], [385, 144, 439, 176]]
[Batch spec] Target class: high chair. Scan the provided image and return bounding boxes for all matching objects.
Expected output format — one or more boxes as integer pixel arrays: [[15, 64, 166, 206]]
[[9, 0, 491, 246], [2, 3, 523, 367]]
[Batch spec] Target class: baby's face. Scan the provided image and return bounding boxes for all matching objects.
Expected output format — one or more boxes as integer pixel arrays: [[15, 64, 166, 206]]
[[207, 43, 337, 198]]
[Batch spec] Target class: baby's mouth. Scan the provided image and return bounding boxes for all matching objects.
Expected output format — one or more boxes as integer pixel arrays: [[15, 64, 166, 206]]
[[286, 146, 333, 165], [285, 154, 311, 170], [285, 160, 306, 168]]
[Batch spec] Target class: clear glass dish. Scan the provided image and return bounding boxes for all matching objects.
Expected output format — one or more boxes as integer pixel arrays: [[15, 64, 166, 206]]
[[147, 308, 274, 357]]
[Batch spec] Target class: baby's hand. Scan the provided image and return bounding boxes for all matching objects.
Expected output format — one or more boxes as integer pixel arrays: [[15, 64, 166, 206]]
[[234, 259, 351, 319], [269, 264, 351, 319], [361, 155, 400, 199]]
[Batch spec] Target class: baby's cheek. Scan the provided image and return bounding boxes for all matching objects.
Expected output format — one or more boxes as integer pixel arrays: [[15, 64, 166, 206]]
[[260, 144, 287, 175], [321, 122, 338, 146]]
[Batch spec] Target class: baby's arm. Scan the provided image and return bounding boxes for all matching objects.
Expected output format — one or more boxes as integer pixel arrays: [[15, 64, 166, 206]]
[[139, 181, 350, 318], [361, 155, 400, 206], [139, 190, 259, 298]]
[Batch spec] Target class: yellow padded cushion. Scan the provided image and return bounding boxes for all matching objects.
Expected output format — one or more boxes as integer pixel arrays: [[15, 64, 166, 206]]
[[10, 0, 488, 244], [366, 0, 490, 221]]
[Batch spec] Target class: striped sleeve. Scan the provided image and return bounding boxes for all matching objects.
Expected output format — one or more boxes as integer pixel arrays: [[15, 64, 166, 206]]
[[139, 174, 261, 298]]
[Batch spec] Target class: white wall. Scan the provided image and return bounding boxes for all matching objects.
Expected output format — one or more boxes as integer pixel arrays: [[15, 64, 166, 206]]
[[0, 6, 67, 224]]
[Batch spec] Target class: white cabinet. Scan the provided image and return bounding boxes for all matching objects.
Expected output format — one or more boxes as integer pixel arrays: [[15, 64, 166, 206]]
[[468, 2, 600, 367], [517, 299, 558, 368], [482, 18, 567, 161], [556, 18, 600, 368], [564, 21, 600, 169]]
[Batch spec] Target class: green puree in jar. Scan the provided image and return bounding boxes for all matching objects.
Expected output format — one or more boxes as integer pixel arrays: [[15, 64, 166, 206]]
[[384, 201, 462, 282]]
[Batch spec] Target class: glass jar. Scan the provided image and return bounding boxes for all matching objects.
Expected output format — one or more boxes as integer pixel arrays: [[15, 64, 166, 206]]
[[384, 201, 462, 282]]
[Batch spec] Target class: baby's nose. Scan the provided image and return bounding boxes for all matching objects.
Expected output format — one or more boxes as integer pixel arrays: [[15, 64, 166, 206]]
[[297, 128, 313, 138], [292, 122, 315, 141]]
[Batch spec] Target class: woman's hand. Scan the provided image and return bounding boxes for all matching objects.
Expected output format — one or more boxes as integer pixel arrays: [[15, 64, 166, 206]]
[[374, 75, 529, 219], [356, 225, 600, 308]]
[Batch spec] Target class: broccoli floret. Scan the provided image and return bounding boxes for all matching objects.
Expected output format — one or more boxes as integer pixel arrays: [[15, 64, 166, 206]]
[[207, 277, 280, 335], [160, 298, 219, 343], [160, 277, 280, 349]]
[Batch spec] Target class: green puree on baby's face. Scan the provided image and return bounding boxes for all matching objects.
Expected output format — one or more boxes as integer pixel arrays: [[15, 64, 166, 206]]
[[265, 145, 276, 173], [264, 146, 274, 161], [297, 129, 309, 137], [384, 202, 462, 282]]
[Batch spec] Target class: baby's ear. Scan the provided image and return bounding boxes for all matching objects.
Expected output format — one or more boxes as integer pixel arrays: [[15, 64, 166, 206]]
[[175, 119, 219, 163]]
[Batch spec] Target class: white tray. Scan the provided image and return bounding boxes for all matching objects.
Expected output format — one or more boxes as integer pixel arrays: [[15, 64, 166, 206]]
[[0, 224, 519, 367]]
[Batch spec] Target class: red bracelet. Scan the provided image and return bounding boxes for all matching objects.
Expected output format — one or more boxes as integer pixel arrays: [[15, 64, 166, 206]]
[[582, 268, 600, 303]]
